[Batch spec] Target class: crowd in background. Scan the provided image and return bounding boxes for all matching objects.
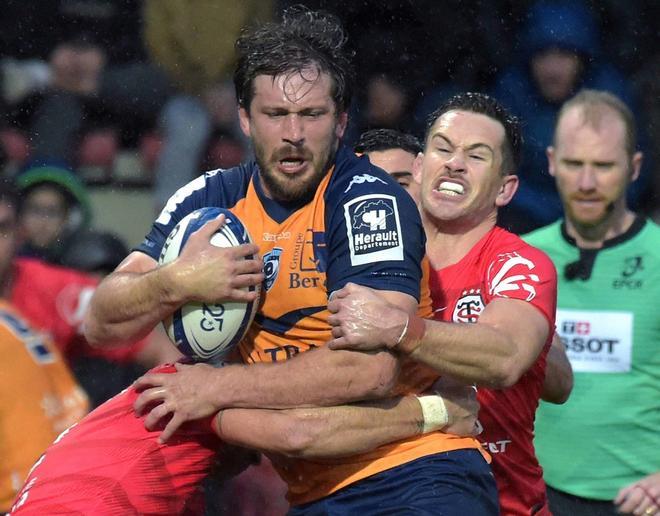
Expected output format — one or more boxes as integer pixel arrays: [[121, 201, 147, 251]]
[[0, 0, 658, 224]]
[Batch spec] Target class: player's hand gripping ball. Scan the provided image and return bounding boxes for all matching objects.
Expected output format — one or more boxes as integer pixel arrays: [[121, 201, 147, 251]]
[[158, 207, 259, 363]]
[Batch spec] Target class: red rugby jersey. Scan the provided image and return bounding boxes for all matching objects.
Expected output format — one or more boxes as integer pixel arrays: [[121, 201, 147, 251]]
[[10, 258, 147, 362], [10, 364, 220, 515], [429, 226, 557, 516]]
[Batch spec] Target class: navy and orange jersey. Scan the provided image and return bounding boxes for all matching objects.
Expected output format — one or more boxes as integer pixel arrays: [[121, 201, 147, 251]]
[[0, 302, 89, 511], [136, 144, 483, 505], [138, 144, 425, 362], [10, 365, 220, 515]]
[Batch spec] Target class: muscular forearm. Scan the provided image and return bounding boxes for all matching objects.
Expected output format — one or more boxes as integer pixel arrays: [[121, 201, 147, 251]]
[[406, 318, 521, 387], [211, 346, 399, 409], [215, 396, 423, 459], [389, 298, 550, 388], [329, 286, 548, 388], [85, 265, 182, 346]]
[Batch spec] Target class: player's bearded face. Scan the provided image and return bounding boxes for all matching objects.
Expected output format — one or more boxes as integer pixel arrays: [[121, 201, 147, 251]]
[[253, 132, 337, 203], [240, 71, 347, 203]]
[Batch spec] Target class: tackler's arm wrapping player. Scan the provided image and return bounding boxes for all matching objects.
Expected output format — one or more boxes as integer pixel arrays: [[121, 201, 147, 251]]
[[355, 127, 573, 406], [215, 374, 480, 459]]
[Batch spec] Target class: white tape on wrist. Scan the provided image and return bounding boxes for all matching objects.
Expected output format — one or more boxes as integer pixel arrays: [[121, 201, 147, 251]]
[[416, 395, 448, 433], [394, 315, 410, 348]]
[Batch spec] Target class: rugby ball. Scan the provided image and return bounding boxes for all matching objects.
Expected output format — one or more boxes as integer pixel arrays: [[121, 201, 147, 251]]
[[158, 207, 259, 364]]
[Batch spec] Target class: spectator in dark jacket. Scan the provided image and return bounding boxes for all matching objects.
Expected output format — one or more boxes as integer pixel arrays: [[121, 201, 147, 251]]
[[491, 0, 645, 234]]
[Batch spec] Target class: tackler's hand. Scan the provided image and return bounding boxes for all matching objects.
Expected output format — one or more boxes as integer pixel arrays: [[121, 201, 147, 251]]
[[327, 283, 407, 352], [133, 362, 222, 443]]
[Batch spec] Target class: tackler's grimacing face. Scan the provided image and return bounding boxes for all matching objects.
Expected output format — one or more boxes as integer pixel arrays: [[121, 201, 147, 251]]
[[415, 110, 517, 227]]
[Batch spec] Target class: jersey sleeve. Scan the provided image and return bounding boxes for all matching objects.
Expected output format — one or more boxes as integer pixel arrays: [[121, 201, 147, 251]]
[[135, 165, 253, 261], [324, 151, 426, 301], [485, 244, 557, 331]]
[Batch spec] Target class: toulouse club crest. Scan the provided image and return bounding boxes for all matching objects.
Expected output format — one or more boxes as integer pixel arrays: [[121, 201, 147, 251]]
[[452, 289, 485, 323]]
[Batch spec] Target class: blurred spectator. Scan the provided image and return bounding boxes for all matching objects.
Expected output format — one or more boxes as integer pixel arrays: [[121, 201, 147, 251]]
[[0, 301, 89, 512], [8, 38, 167, 171], [0, 180, 178, 407], [8, 37, 110, 166], [0, 180, 117, 364], [143, 0, 273, 210], [491, 0, 644, 234], [1, 1, 169, 174], [632, 55, 660, 220], [16, 165, 91, 264]]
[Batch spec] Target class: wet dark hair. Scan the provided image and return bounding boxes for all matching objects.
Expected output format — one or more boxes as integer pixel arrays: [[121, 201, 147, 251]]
[[234, 5, 354, 113], [426, 92, 522, 174], [355, 128, 423, 156]]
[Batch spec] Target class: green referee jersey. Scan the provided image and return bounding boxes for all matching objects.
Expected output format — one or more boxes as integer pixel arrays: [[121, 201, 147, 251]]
[[524, 217, 660, 500]]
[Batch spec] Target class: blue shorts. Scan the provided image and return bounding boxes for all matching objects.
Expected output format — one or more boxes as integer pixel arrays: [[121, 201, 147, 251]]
[[288, 449, 499, 515]]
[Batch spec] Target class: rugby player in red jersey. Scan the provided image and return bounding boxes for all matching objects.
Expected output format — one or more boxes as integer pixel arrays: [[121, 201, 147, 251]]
[[329, 92, 572, 516]]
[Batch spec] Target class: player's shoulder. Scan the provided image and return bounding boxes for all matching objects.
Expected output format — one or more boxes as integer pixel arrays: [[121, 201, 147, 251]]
[[327, 145, 412, 199], [156, 162, 255, 226], [203, 162, 255, 199], [486, 227, 557, 275], [325, 144, 419, 221]]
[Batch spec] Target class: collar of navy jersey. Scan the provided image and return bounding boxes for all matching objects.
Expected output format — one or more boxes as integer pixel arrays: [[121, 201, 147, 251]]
[[252, 166, 311, 223]]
